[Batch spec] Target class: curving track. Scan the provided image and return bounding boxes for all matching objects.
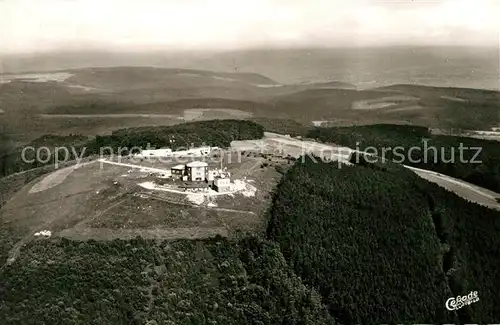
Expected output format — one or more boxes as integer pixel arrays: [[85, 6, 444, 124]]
[[253, 133, 500, 210]]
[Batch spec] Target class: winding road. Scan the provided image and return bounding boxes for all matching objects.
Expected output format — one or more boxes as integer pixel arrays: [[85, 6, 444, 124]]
[[403, 165, 500, 210], [257, 133, 500, 211]]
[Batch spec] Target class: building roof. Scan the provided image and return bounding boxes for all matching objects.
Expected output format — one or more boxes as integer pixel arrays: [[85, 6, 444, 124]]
[[142, 148, 172, 153], [186, 161, 208, 168], [214, 178, 231, 187], [171, 164, 185, 170]]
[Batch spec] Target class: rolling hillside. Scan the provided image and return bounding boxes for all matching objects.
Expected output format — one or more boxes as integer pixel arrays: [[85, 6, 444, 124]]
[[268, 85, 500, 129], [2, 67, 500, 143]]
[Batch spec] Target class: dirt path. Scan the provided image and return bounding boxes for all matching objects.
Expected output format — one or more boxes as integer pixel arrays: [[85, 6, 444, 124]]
[[6, 239, 30, 266], [72, 197, 129, 231], [139, 192, 256, 215], [58, 227, 228, 241], [97, 159, 169, 173]]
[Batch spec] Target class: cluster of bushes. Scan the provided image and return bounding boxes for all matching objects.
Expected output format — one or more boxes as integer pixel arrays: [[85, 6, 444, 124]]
[[308, 124, 500, 192]]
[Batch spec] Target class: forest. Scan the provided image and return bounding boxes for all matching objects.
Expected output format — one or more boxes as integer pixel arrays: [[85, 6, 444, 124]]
[[90, 119, 264, 154], [308, 124, 500, 192], [267, 157, 500, 324], [0, 119, 264, 177], [1, 156, 499, 324], [0, 236, 335, 325], [0, 134, 89, 176], [1, 122, 500, 324]]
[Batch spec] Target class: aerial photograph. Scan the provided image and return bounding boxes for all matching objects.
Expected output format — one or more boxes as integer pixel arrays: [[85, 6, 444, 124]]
[[0, 0, 499, 324]]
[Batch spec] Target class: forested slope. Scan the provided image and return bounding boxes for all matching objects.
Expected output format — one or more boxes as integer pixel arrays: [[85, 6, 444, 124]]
[[87, 119, 264, 154], [308, 124, 500, 192], [0, 237, 334, 325], [267, 157, 500, 324], [2, 122, 500, 324], [0, 134, 89, 176]]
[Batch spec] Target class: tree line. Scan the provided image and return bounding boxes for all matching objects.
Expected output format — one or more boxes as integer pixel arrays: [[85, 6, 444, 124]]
[[266, 156, 500, 324], [308, 124, 500, 193], [0, 120, 265, 177]]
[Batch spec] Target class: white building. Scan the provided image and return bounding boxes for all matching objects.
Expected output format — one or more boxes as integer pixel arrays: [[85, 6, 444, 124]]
[[213, 177, 231, 193], [172, 146, 217, 157], [136, 148, 172, 158], [135, 146, 219, 158], [186, 161, 209, 182]]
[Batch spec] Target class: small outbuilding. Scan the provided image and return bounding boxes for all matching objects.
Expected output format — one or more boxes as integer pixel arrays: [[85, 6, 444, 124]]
[[137, 148, 172, 158], [171, 164, 186, 179], [213, 177, 231, 193]]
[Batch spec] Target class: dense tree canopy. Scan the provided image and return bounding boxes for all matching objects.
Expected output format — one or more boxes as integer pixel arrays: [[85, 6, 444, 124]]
[[96, 119, 264, 153], [0, 237, 334, 325], [0, 120, 264, 178], [2, 122, 500, 324], [308, 124, 500, 192], [267, 157, 500, 324]]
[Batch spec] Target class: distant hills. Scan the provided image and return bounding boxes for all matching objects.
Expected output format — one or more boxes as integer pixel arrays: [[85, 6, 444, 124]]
[[1, 66, 499, 142], [65, 67, 280, 87], [2, 47, 498, 90]]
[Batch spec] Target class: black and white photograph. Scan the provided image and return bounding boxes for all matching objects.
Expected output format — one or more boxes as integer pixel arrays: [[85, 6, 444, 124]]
[[0, 0, 499, 324]]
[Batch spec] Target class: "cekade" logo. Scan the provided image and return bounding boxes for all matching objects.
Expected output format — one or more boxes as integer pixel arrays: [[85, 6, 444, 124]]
[[445, 291, 479, 311]]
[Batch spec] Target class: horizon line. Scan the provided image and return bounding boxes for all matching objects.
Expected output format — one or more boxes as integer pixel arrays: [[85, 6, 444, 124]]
[[1, 44, 499, 56]]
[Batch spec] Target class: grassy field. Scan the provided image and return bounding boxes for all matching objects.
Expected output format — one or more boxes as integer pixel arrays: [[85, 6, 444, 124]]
[[0, 151, 284, 266]]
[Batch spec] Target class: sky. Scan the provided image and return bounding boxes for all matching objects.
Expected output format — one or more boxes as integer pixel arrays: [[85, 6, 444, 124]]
[[1, 0, 499, 53]]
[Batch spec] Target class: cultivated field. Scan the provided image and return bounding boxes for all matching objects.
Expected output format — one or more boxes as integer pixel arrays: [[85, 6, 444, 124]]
[[351, 95, 419, 110], [3, 66, 500, 145]]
